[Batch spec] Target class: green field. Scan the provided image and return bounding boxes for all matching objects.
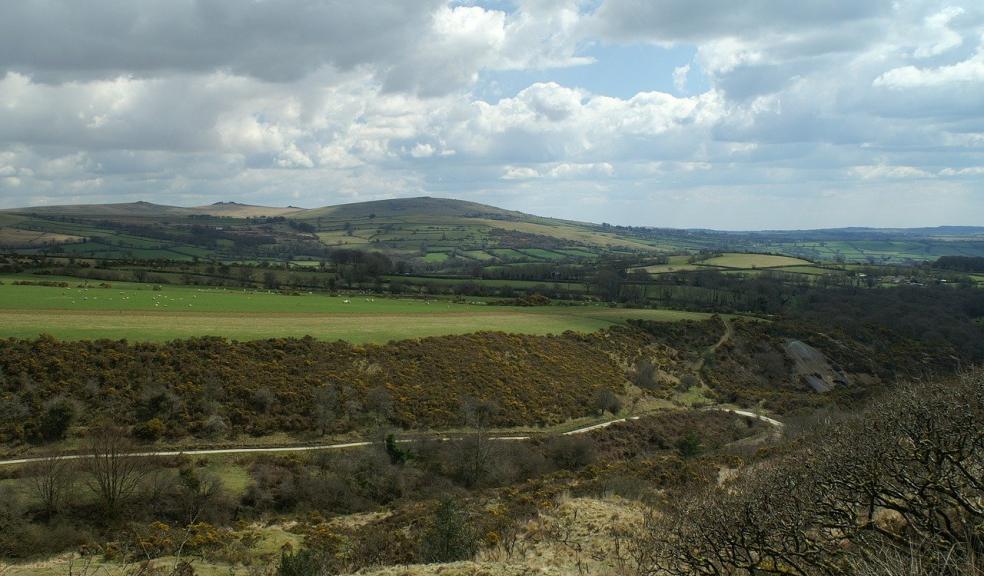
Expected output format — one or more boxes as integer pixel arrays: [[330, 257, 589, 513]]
[[421, 251, 450, 263], [516, 248, 568, 260], [0, 276, 715, 342]]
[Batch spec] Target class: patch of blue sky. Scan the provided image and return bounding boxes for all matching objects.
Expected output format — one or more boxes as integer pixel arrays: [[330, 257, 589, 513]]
[[475, 42, 710, 102]]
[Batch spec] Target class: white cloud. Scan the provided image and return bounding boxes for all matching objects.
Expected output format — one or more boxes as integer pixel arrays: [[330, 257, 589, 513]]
[[500, 162, 615, 180], [850, 164, 933, 180], [696, 38, 765, 76], [874, 40, 984, 88], [914, 7, 965, 58], [673, 64, 690, 92], [545, 162, 615, 178], [276, 144, 315, 169], [501, 166, 540, 179], [409, 143, 436, 158], [940, 166, 984, 176]]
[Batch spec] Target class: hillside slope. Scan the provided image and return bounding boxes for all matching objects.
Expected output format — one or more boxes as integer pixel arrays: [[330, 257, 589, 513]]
[[4, 196, 984, 263], [297, 196, 524, 221], [2, 200, 304, 219], [0, 196, 658, 260]]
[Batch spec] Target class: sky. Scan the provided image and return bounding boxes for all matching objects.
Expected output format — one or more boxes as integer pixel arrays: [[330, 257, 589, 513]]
[[0, 1, 983, 229]]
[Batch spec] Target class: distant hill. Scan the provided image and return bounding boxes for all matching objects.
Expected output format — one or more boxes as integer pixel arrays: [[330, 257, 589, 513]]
[[0, 196, 658, 261], [2, 200, 191, 218], [3, 200, 305, 219], [736, 226, 984, 239], [2, 196, 984, 264], [187, 202, 306, 218], [297, 196, 524, 221]]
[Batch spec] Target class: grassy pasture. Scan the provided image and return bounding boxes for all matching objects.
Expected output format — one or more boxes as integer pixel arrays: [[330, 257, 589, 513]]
[[466, 217, 658, 251], [0, 276, 715, 342], [0, 227, 84, 246], [421, 251, 449, 262], [461, 250, 496, 260], [516, 248, 568, 260], [636, 263, 704, 274], [769, 265, 839, 275], [316, 230, 372, 246], [554, 247, 599, 258], [701, 253, 812, 268]]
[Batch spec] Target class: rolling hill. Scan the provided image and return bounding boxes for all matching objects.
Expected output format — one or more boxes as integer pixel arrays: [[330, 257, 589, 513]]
[[0, 196, 660, 263], [2, 200, 304, 219], [3, 196, 984, 264]]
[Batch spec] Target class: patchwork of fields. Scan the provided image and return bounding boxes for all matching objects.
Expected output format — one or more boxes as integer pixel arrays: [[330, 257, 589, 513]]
[[634, 252, 841, 280], [766, 239, 984, 263]]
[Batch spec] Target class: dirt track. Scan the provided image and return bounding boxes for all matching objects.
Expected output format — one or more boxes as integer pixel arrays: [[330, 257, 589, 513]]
[[0, 408, 778, 467]]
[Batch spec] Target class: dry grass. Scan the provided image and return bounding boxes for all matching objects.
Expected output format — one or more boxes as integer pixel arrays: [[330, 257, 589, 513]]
[[2, 497, 644, 576], [358, 496, 646, 576], [1, 526, 301, 576]]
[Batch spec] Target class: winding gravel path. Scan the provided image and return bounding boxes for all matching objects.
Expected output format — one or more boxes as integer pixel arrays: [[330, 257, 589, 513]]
[[0, 409, 781, 467]]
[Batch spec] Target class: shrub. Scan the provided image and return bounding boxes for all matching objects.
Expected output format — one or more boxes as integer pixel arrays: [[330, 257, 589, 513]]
[[673, 430, 701, 459], [592, 389, 622, 415], [200, 415, 228, 439], [546, 436, 597, 471], [37, 398, 75, 442], [134, 418, 166, 442], [0, 331, 630, 443], [277, 549, 322, 576], [420, 497, 478, 563]]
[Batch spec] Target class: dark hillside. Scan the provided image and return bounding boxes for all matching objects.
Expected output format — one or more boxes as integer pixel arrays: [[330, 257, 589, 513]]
[[296, 196, 526, 221], [0, 330, 642, 445]]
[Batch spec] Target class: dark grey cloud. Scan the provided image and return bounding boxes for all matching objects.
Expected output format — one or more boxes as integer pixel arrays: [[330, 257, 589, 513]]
[[591, 0, 891, 43], [0, 0, 442, 83]]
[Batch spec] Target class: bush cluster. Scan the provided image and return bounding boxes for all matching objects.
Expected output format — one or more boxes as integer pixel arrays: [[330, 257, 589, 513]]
[[0, 331, 630, 444]]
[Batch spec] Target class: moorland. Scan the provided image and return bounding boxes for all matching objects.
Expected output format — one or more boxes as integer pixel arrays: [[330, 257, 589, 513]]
[[0, 197, 981, 576]]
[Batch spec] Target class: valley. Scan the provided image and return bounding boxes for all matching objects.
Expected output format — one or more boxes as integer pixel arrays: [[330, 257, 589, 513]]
[[0, 198, 981, 576]]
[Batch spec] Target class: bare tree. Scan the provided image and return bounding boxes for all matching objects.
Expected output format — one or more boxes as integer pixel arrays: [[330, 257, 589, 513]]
[[630, 369, 984, 576], [84, 427, 151, 518], [457, 398, 500, 487], [27, 454, 74, 519]]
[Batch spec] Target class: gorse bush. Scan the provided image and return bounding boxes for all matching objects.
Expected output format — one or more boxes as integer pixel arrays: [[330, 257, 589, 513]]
[[277, 549, 324, 576], [0, 331, 630, 444]]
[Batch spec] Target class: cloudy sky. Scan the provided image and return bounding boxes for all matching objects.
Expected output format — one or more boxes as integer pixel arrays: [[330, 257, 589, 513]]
[[1, 0, 983, 229]]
